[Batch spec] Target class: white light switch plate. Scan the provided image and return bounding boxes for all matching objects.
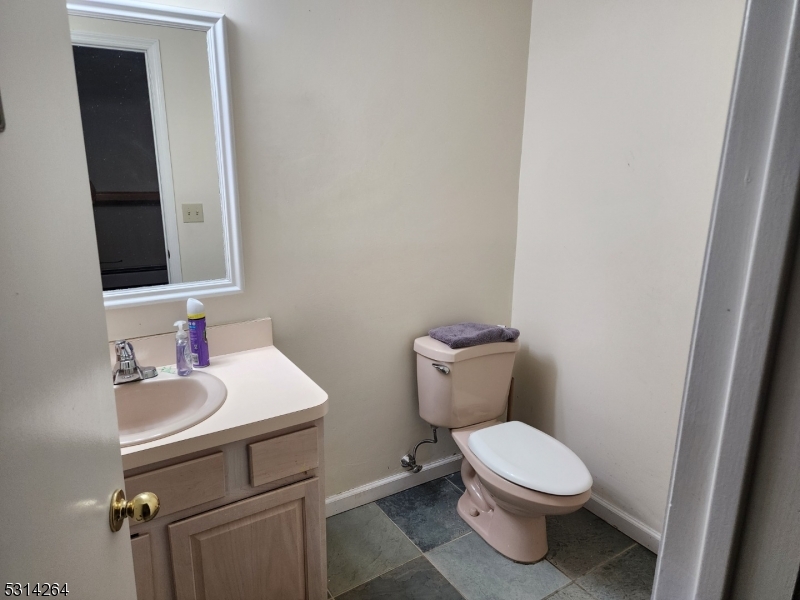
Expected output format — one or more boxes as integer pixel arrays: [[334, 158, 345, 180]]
[[182, 203, 204, 223]]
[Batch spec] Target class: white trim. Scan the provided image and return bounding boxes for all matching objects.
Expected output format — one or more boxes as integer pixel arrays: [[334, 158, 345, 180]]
[[584, 494, 661, 555], [71, 30, 183, 285], [66, 0, 221, 30], [654, 0, 800, 598], [325, 454, 463, 518], [67, 0, 244, 309]]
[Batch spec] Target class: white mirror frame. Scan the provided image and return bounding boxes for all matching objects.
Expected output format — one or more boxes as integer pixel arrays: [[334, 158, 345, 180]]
[[66, 0, 243, 309]]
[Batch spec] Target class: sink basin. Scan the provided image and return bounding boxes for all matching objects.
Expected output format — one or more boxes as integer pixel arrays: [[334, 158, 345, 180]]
[[114, 371, 227, 447]]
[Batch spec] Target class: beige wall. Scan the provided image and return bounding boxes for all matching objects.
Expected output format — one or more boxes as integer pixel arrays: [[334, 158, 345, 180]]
[[511, 0, 745, 532], [104, 0, 532, 495], [70, 16, 227, 282]]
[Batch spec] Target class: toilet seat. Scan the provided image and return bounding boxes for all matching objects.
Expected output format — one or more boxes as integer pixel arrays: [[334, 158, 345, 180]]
[[468, 421, 592, 496]]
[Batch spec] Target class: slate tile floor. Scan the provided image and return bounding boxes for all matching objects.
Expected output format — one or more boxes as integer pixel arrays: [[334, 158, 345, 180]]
[[327, 473, 657, 599]]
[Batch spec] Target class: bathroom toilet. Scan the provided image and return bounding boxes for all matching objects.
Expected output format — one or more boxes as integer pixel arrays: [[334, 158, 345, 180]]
[[414, 335, 593, 563]]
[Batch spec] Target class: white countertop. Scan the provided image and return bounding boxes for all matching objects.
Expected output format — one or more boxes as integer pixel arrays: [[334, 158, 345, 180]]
[[120, 346, 328, 470]]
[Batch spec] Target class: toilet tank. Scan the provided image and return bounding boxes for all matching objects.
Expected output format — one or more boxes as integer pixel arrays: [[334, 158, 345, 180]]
[[414, 335, 519, 428]]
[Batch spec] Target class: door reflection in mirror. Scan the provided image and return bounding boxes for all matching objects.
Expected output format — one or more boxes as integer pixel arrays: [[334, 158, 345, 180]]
[[73, 45, 171, 291]]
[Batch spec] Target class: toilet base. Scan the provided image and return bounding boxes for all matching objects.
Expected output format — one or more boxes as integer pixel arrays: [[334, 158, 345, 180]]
[[456, 475, 548, 564]]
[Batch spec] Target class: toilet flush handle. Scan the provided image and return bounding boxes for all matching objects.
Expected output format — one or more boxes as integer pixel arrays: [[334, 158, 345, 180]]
[[432, 363, 450, 375]]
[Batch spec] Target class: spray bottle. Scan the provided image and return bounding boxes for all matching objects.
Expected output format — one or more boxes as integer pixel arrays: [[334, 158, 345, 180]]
[[173, 320, 193, 376], [187, 298, 210, 367]]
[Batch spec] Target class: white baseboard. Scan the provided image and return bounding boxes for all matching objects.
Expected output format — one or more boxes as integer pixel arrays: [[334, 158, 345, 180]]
[[585, 493, 662, 554], [325, 454, 463, 517]]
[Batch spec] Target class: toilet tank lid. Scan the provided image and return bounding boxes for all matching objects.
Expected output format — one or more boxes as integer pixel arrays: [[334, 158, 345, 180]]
[[413, 335, 520, 363]]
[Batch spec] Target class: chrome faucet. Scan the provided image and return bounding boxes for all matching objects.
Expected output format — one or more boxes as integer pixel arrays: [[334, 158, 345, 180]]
[[113, 340, 158, 385]]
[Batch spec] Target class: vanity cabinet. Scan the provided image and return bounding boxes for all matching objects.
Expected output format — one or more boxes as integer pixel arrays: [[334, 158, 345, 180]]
[[125, 420, 326, 600]]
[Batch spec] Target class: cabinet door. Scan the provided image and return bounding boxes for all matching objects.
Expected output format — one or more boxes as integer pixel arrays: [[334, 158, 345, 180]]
[[130, 534, 155, 600], [169, 478, 323, 600]]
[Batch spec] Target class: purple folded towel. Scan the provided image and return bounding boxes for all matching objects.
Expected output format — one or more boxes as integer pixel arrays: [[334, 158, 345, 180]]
[[429, 322, 520, 349]]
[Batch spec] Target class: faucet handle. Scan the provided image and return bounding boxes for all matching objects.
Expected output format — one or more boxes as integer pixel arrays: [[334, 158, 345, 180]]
[[113, 340, 139, 384], [115, 340, 134, 361], [113, 340, 158, 384]]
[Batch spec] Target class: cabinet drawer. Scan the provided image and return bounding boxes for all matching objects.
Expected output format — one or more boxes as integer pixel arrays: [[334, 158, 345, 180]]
[[126, 453, 225, 519], [248, 428, 318, 487]]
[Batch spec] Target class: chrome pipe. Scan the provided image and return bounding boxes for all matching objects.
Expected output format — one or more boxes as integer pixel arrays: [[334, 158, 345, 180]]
[[400, 426, 438, 473]]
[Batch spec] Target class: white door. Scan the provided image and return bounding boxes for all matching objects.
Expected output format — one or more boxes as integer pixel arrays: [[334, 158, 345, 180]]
[[0, 1, 137, 597]]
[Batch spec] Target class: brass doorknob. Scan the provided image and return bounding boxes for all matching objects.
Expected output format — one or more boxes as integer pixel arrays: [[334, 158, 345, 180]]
[[109, 489, 160, 532]]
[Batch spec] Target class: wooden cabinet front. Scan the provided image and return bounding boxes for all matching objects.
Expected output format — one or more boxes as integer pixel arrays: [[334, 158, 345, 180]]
[[168, 478, 323, 600], [248, 427, 319, 487], [126, 453, 226, 519], [130, 534, 155, 600]]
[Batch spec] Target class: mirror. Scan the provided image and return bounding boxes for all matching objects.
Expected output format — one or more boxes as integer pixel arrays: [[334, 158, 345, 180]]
[[67, 0, 242, 308]]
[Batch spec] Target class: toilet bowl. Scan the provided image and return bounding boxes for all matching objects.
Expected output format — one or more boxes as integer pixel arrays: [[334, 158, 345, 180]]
[[452, 420, 591, 563], [414, 335, 593, 563]]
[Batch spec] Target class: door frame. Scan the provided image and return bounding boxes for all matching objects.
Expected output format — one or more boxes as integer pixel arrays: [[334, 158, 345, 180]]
[[653, 0, 800, 597]]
